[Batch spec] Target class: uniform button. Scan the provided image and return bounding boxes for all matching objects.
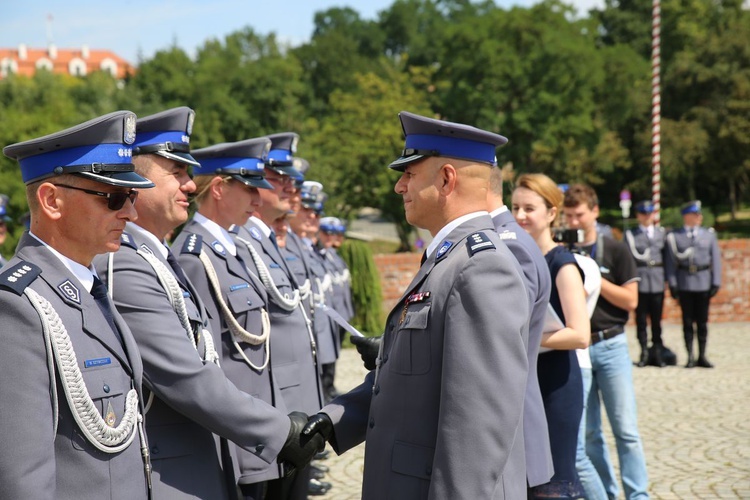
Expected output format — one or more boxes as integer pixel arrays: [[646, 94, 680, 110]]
[[374, 385, 380, 395], [103, 384, 110, 394], [247, 299, 253, 306], [151, 446, 159, 455], [369, 418, 375, 429], [256, 444, 265, 454], [425, 466, 432, 476]]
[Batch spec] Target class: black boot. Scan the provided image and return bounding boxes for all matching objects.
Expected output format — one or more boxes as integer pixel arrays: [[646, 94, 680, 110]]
[[697, 341, 714, 368], [637, 349, 648, 367], [653, 345, 666, 367], [686, 348, 696, 368]]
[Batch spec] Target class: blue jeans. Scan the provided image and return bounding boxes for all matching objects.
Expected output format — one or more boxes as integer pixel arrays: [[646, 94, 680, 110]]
[[576, 366, 609, 500], [587, 333, 650, 499]]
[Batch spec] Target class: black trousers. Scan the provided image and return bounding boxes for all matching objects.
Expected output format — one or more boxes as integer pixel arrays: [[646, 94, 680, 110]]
[[635, 291, 664, 348], [264, 464, 311, 500], [678, 290, 711, 351]]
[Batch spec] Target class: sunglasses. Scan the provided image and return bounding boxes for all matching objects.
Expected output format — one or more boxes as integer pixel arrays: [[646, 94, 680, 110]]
[[53, 184, 139, 211]]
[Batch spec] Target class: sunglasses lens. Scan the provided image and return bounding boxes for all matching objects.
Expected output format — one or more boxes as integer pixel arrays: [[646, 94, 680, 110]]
[[107, 190, 138, 210]]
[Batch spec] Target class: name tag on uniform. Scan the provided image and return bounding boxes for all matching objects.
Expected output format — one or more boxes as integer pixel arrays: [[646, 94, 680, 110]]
[[84, 357, 112, 368]]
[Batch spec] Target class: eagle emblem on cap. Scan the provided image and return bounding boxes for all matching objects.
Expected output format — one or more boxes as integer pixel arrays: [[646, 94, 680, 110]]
[[291, 136, 298, 154], [123, 114, 136, 145], [186, 112, 195, 135]]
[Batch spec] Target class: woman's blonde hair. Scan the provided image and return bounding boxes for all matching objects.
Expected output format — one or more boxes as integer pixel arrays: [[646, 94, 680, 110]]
[[192, 175, 232, 207], [514, 173, 563, 225]]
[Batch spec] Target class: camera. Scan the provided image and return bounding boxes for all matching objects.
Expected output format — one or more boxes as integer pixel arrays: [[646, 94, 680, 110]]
[[552, 228, 583, 245]]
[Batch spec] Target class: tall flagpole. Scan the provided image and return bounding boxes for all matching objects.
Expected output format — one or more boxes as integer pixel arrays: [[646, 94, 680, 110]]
[[651, 0, 662, 226]]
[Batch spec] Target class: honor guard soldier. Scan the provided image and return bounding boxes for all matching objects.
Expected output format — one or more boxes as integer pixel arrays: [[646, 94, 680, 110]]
[[625, 200, 667, 367], [303, 111, 530, 499], [487, 168, 555, 490], [92, 110, 323, 500], [0, 193, 12, 265], [665, 200, 722, 368], [235, 132, 324, 500], [1, 111, 153, 499]]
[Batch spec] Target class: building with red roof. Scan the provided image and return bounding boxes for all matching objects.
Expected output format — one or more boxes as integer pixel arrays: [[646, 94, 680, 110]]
[[0, 44, 134, 80]]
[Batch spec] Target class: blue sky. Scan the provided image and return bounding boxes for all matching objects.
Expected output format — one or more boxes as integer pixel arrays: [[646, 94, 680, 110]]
[[0, 0, 603, 64]]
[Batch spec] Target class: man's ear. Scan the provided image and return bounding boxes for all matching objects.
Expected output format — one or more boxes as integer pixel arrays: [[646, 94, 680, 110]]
[[438, 163, 458, 195], [37, 183, 64, 221]]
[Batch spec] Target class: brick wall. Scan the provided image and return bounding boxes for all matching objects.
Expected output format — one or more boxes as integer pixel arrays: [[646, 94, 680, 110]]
[[373, 239, 748, 323]]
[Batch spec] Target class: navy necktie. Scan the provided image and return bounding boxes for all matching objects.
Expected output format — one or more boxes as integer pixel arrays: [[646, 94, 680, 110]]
[[166, 248, 189, 287], [90, 276, 124, 346]]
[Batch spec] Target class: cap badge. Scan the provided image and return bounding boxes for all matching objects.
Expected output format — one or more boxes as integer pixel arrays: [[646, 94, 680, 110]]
[[186, 112, 195, 135], [123, 114, 136, 145], [291, 136, 299, 153]]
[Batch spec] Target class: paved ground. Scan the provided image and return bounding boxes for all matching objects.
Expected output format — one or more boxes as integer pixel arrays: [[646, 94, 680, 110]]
[[314, 323, 750, 499]]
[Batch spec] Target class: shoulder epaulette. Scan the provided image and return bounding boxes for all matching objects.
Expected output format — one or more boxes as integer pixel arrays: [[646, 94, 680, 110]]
[[119, 231, 137, 249], [0, 260, 42, 295], [467, 231, 496, 256], [180, 233, 202, 256], [228, 225, 240, 235]]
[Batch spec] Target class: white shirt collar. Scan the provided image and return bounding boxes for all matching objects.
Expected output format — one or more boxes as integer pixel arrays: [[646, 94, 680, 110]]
[[249, 216, 272, 238], [639, 224, 653, 237], [193, 212, 236, 256], [125, 221, 169, 259], [489, 205, 509, 218], [426, 211, 488, 259], [29, 232, 96, 292]]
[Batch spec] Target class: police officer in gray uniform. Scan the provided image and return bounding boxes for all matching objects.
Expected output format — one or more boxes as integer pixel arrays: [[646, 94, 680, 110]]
[[1, 111, 153, 499], [303, 111, 530, 499], [625, 200, 667, 367], [288, 182, 341, 405], [235, 132, 324, 500], [665, 200, 722, 368], [172, 137, 295, 499], [93, 109, 323, 499], [487, 166, 554, 490]]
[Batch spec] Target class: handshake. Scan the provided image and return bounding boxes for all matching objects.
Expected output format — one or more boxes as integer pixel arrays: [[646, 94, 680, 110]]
[[277, 412, 335, 474]]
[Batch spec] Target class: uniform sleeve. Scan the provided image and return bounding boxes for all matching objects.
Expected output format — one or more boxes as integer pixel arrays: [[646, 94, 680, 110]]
[[711, 234, 722, 287], [321, 370, 376, 454], [0, 294, 57, 498], [95, 250, 289, 463], [430, 251, 529, 498]]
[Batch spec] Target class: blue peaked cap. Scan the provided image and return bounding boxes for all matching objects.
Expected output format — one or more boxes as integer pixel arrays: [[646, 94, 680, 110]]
[[191, 138, 273, 190], [635, 200, 654, 214], [3, 110, 154, 188], [133, 107, 199, 167], [681, 200, 702, 215], [389, 111, 508, 171]]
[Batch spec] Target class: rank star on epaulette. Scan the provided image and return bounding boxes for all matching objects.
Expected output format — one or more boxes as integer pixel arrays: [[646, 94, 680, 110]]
[[181, 234, 202, 255], [467, 232, 495, 256], [0, 261, 41, 295], [119, 232, 137, 249]]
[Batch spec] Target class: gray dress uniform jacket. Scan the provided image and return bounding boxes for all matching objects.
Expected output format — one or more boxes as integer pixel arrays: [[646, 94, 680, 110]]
[[322, 215, 530, 499], [321, 247, 355, 321], [624, 226, 666, 293], [173, 219, 289, 485], [93, 223, 288, 500], [492, 208, 554, 487], [237, 219, 324, 415], [665, 227, 722, 292], [285, 231, 340, 366], [0, 234, 148, 500]]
